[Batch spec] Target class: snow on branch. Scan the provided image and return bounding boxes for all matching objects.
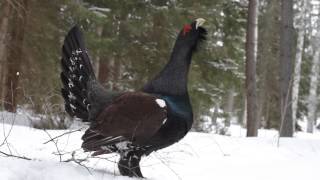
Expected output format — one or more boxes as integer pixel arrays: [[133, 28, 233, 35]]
[[88, 6, 111, 18], [88, 6, 111, 13]]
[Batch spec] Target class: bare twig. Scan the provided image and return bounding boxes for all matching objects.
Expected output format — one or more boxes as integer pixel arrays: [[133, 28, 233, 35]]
[[153, 151, 182, 180], [0, 104, 28, 160], [1, 109, 17, 147], [0, 113, 32, 161], [0, 150, 32, 160], [63, 151, 92, 174], [43, 129, 63, 162], [43, 128, 83, 144], [89, 155, 119, 164], [210, 135, 230, 156]]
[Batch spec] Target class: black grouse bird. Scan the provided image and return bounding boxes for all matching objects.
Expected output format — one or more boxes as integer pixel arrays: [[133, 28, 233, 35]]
[[60, 18, 206, 177]]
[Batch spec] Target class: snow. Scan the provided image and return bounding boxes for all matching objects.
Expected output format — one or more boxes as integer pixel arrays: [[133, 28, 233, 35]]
[[1, 112, 320, 180], [88, 7, 111, 13], [0, 110, 32, 127]]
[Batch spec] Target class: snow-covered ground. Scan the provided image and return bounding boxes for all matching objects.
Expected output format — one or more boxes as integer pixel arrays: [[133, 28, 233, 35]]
[[1, 111, 320, 180]]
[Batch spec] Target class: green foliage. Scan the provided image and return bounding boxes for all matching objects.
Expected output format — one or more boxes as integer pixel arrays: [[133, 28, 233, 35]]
[[4, 0, 247, 130]]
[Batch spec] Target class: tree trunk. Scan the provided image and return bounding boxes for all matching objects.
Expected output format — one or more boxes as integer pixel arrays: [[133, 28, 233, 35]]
[[307, 50, 320, 133], [279, 0, 294, 137], [93, 25, 103, 78], [3, 0, 29, 112], [212, 103, 219, 126], [292, 0, 307, 132], [242, 96, 247, 127], [225, 86, 235, 127], [98, 58, 111, 86], [0, 1, 12, 107], [246, 0, 259, 137], [305, 2, 320, 134], [112, 58, 122, 91]]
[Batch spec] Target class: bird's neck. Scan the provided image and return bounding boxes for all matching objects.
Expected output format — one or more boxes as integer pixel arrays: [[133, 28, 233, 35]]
[[143, 43, 194, 95], [162, 94, 193, 122]]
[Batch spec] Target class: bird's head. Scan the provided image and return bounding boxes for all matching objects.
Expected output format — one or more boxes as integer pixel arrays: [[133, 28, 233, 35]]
[[177, 18, 207, 51], [143, 18, 207, 95]]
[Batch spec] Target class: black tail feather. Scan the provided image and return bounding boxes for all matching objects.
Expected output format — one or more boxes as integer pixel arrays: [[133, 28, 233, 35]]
[[61, 26, 121, 122], [61, 25, 95, 122]]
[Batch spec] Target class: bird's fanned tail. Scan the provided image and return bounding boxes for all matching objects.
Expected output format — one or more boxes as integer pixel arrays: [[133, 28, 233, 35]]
[[61, 26, 109, 122]]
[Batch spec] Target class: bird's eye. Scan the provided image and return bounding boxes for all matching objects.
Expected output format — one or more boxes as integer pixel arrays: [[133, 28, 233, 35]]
[[183, 24, 192, 36]]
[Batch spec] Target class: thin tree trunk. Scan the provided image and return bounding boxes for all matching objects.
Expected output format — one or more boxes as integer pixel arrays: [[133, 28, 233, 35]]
[[265, 98, 271, 129], [225, 86, 235, 127], [246, 0, 259, 137], [0, 1, 11, 60], [0, 1, 12, 106], [292, 0, 307, 132], [279, 0, 294, 137], [98, 58, 111, 86], [242, 96, 247, 127], [307, 50, 320, 133], [212, 103, 220, 133], [112, 58, 121, 91], [3, 0, 28, 112], [95, 25, 112, 87], [306, 2, 320, 134], [212, 103, 219, 126], [93, 25, 103, 77]]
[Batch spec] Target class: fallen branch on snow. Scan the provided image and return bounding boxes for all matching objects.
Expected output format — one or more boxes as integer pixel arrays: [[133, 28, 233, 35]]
[[43, 127, 83, 144], [0, 150, 32, 160]]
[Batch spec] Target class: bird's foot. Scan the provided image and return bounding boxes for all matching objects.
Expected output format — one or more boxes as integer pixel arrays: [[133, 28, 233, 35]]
[[118, 152, 143, 178]]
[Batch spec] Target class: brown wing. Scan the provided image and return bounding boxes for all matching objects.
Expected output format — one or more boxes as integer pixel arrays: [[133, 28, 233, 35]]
[[81, 92, 167, 151]]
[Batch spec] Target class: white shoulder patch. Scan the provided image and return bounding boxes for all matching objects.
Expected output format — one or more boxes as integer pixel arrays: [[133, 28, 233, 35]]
[[155, 99, 166, 108]]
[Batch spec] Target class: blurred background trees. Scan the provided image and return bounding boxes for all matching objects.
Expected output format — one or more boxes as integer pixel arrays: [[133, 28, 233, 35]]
[[0, 0, 320, 135]]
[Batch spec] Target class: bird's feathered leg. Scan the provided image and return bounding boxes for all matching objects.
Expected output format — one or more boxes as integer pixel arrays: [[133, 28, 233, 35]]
[[118, 151, 143, 177]]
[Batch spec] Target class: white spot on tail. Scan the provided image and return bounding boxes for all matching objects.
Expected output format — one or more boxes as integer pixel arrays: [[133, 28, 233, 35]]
[[69, 66, 75, 72], [70, 104, 76, 110], [155, 99, 166, 108], [68, 92, 76, 100], [68, 81, 74, 88], [72, 49, 82, 55], [70, 59, 75, 65], [75, 49, 82, 54], [162, 118, 167, 125]]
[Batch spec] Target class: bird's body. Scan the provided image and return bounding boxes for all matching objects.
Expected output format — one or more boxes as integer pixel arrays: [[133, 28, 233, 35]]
[[60, 18, 206, 177]]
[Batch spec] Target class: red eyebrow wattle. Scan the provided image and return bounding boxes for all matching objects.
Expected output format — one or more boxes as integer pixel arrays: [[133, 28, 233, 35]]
[[183, 24, 192, 35]]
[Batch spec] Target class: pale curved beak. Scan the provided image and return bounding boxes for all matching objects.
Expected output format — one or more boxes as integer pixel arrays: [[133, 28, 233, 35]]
[[195, 18, 206, 29]]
